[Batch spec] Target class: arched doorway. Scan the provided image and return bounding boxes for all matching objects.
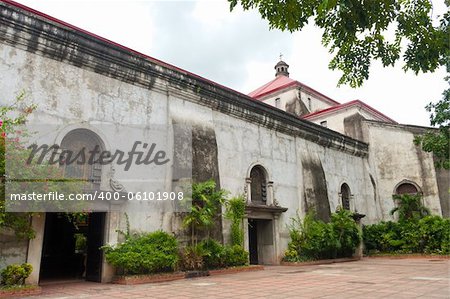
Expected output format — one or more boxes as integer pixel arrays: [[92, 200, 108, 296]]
[[340, 183, 351, 210], [40, 129, 106, 283]]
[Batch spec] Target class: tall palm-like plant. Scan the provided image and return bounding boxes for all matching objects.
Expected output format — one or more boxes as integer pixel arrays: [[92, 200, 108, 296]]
[[390, 193, 430, 222], [182, 180, 226, 245]]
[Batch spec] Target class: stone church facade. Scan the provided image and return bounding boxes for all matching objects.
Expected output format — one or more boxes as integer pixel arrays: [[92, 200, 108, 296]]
[[0, 1, 448, 284]]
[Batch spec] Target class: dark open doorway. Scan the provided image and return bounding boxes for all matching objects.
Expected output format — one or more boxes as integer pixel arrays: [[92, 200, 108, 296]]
[[39, 212, 105, 284], [248, 219, 258, 264], [248, 218, 274, 265]]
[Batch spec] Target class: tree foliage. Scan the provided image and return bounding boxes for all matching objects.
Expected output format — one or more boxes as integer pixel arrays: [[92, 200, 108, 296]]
[[182, 180, 227, 245], [224, 195, 245, 246], [0, 94, 86, 239], [229, 0, 449, 88], [414, 75, 450, 169], [229, 0, 449, 166], [0, 93, 37, 239]]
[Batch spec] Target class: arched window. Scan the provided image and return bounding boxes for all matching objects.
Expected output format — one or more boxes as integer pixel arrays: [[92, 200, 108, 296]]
[[60, 129, 104, 191], [250, 165, 267, 204], [395, 182, 419, 195], [340, 183, 351, 210]]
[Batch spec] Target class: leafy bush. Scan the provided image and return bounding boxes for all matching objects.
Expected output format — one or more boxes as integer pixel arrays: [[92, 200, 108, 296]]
[[363, 221, 401, 252], [103, 230, 179, 275], [331, 209, 361, 257], [223, 245, 249, 267], [284, 209, 361, 261], [198, 239, 226, 269], [225, 196, 245, 246], [363, 216, 450, 255], [417, 216, 450, 254], [390, 193, 430, 222], [180, 239, 249, 270], [0, 263, 32, 286]]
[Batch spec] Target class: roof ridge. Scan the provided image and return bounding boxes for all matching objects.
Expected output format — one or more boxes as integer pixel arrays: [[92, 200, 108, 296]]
[[302, 100, 397, 123]]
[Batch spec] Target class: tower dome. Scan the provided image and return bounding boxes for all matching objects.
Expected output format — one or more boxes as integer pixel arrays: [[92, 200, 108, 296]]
[[275, 59, 289, 77]]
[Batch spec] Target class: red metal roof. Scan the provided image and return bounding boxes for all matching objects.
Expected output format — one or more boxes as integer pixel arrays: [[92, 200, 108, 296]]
[[302, 100, 397, 124], [248, 75, 340, 106], [248, 75, 297, 98]]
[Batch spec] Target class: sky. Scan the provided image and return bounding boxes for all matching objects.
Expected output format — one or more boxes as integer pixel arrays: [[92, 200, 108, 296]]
[[15, 0, 448, 126]]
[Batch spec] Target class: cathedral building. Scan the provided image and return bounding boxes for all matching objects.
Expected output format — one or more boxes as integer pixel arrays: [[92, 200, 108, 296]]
[[0, 0, 448, 284]]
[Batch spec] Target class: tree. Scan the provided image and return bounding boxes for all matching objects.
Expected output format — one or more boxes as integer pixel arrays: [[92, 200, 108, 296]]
[[414, 75, 450, 169], [182, 180, 227, 245], [229, 0, 449, 88], [0, 94, 86, 239], [0, 93, 37, 239]]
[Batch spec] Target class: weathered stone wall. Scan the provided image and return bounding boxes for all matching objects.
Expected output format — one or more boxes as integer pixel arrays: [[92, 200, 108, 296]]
[[434, 164, 450, 218], [0, 229, 28, 271], [363, 121, 445, 219]]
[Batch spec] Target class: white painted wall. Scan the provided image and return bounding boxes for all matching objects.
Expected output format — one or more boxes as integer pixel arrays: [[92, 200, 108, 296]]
[[306, 106, 383, 133], [259, 86, 335, 115]]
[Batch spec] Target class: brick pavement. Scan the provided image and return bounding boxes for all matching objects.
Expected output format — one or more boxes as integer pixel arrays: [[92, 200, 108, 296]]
[[28, 258, 449, 299]]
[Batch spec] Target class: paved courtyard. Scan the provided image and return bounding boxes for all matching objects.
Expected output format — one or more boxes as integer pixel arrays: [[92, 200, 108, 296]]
[[31, 258, 449, 299]]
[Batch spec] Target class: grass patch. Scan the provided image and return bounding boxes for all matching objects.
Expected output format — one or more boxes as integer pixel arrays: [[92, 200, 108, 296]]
[[0, 284, 38, 291]]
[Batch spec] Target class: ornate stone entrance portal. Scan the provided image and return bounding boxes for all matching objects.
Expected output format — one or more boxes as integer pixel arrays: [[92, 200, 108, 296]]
[[244, 165, 287, 265]]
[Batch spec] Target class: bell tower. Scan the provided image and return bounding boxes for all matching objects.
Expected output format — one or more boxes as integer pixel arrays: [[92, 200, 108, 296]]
[[275, 54, 289, 77]]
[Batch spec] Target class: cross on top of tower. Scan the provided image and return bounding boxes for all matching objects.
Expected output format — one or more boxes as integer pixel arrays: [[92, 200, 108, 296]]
[[274, 56, 289, 77]]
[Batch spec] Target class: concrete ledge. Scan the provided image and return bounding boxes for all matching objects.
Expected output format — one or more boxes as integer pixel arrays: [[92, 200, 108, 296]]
[[364, 254, 449, 260], [208, 265, 264, 276], [112, 272, 185, 285], [0, 285, 42, 298], [281, 257, 361, 266], [111, 265, 264, 285]]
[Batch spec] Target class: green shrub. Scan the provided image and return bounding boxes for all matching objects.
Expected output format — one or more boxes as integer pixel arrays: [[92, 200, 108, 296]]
[[198, 239, 226, 269], [181, 239, 249, 270], [300, 217, 338, 259], [363, 216, 450, 255], [284, 209, 361, 261], [223, 245, 249, 267], [1, 263, 32, 286], [331, 208, 361, 257], [103, 230, 179, 275], [418, 216, 450, 254]]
